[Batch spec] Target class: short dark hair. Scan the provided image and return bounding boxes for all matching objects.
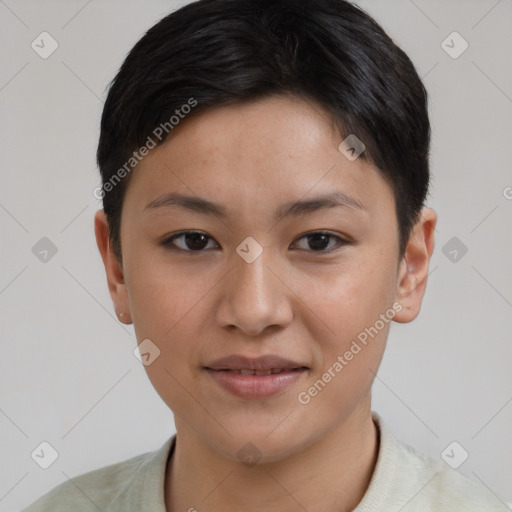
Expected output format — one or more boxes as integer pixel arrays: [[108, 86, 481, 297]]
[[97, 0, 430, 265]]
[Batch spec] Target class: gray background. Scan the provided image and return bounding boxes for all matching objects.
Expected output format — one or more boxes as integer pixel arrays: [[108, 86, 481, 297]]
[[0, 0, 511, 510]]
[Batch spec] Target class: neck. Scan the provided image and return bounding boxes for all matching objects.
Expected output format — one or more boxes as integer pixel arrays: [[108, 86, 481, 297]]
[[165, 406, 379, 512]]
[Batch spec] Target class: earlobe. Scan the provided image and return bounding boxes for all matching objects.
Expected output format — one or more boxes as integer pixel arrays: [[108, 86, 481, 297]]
[[393, 207, 437, 324], [94, 210, 133, 325]]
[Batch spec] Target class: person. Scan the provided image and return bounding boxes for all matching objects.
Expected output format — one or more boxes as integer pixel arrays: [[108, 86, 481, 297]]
[[23, 0, 510, 510]]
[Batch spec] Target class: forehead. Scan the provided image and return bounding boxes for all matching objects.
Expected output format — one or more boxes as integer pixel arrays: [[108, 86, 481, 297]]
[[123, 95, 395, 223]]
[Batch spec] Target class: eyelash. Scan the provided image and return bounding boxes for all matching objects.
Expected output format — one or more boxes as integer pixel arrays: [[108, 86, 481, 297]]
[[161, 230, 348, 254]]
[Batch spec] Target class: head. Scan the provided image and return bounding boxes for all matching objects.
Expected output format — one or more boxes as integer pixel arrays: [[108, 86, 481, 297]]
[[95, 0, 436, 462]]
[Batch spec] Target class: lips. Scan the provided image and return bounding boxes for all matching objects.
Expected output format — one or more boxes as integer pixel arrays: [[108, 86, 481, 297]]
[[204, 355, 308, 399], [226, 368, 289, 375], [204, 354, 306, 372]]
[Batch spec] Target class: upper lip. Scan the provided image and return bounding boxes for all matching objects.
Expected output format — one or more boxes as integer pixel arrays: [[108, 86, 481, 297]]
[[204, 355, 307, 371]]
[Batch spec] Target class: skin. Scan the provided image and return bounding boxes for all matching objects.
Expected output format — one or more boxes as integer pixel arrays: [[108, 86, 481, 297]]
[[95, 94, 436, 512]]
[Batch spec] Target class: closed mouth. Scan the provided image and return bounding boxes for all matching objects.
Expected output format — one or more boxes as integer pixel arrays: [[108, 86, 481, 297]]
[[211, 368, 304, 375], [204, 354, 308, 373]]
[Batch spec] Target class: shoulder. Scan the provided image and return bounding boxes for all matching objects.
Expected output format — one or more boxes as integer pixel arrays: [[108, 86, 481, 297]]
[[21, 452, 150, 512], [394, 439, 508, 511], [358, 412, 510, 512], [22, 437, 174, 512]]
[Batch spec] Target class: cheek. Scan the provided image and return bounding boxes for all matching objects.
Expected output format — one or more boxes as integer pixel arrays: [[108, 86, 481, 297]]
[[125, 258, 209, 414], [301, 259, 396, 341], [125, 250, 208, 338], [296, 255, 398, 404], [296, 270, 395, 415]]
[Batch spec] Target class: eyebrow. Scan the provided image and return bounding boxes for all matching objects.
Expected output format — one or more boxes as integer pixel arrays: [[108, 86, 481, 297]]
[[144, 190, 366, 221]]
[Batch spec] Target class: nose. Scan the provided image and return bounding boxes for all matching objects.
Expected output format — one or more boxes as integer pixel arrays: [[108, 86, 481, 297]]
[[216, 246, 293, 336]]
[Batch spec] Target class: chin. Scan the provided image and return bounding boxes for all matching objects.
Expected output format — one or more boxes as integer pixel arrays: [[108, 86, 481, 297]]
[[202, 422, 315, 466]]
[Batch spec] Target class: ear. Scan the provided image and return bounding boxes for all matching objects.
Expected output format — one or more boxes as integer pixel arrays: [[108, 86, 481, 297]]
[[94, 210, 133, 324], [393, 207, 437, 323]]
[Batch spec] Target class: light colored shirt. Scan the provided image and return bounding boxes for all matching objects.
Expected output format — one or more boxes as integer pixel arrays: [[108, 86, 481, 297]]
[[23, 411, 511, 511]]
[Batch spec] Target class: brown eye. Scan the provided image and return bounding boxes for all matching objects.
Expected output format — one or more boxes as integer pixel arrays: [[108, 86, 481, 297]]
[[164, 231, 219, 251], [292, 231, 346, 252]]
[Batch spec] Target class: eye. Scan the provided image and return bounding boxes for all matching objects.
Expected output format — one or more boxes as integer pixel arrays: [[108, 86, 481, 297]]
[[162, 230, 347, 253], [291, 231, 347, 252], [162, 231, 219, 252]]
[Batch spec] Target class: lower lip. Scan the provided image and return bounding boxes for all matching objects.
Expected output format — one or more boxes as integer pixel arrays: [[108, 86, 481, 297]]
[[205, 368, 307, 399]]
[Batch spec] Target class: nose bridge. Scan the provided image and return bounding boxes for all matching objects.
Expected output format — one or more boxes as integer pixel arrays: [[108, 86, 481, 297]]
[[237, 245, 271, 291], [218, 241, 291, 334], [233, 243, 276, 310]]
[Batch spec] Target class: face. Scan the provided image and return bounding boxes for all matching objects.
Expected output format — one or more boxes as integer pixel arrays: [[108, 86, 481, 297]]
[[97, 95, 432, 463]]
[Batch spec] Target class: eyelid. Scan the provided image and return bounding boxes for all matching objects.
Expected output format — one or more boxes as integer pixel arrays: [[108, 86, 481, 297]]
[[290, 230, 347, 252], [162, 230, 349, 253], [162, 230, 220, 252]]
